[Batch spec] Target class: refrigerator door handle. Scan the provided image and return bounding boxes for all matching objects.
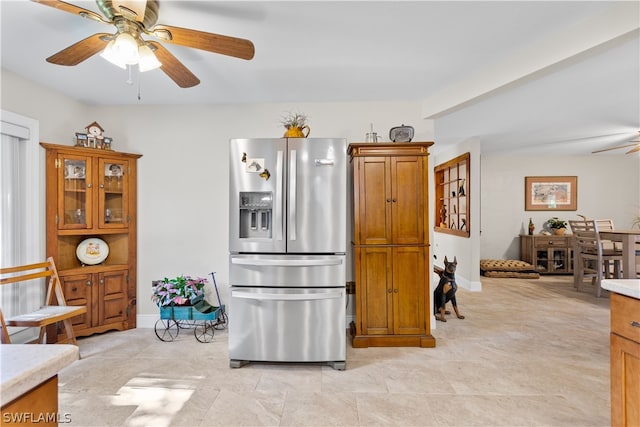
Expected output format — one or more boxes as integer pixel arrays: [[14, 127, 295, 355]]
[[231, 257, 343, 266], [289, 149, 297, 241], [232, 290, 343, 301], [315, 159, 334, 166], [275, 150, 284, 241]]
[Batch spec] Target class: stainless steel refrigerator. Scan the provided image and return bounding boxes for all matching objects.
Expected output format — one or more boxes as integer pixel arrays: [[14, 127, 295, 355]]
[[228, 137, 347, 370]]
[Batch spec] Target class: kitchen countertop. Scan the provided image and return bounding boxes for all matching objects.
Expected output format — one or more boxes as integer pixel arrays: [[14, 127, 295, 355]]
[[601, 279, 640, 299], [0, 344, 79, 406]]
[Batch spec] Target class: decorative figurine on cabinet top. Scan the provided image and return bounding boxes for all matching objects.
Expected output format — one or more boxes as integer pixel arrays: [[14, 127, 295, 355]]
[[79, 121, 113, 150], [75, 132, 88, 147], [86, 121, 104, 146]]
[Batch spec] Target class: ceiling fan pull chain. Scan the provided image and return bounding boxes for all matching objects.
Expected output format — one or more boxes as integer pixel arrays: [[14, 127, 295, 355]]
[[126, 64, 134, 86]]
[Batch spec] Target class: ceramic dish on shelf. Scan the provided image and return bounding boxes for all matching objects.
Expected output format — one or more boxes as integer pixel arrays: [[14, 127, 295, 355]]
[[76, 237, 109, 265]]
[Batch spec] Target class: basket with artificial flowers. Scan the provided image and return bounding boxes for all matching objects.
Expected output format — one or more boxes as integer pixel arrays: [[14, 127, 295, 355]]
[[151, 275, 208, 307]]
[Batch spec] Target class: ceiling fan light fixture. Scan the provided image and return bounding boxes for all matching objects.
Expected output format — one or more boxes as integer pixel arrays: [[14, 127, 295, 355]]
[[100, 40, 127, 69], [138, 44, 162, 72], [112, 32, 139, 64]]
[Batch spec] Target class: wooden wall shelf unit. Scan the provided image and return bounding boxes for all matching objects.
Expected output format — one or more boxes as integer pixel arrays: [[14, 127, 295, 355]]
[[348, 142, 436, 348], [519, 234, 573, 274], [41, 142, 142, 340], [434, 152, 470, 237]]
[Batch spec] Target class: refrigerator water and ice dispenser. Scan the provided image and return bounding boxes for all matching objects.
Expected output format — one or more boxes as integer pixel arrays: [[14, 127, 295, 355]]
[[239, 191, 272, 238]]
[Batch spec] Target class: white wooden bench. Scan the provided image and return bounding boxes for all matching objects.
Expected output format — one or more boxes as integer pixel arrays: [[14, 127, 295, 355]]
[[0, 257, 86, 345]]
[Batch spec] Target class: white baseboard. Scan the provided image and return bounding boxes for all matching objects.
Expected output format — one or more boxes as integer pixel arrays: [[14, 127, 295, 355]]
[[137, 314, 157, 328], [139, 314, 358, 329]]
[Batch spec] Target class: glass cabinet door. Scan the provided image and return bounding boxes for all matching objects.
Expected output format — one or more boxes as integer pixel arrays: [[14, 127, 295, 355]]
[[535, 249, 549, 272], [99, 158, 128, 228], [552, 249, 567, 272], [60, 155, 91, 229]]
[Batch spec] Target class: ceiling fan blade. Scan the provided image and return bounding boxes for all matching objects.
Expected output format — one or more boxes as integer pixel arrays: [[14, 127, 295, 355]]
[[46, 33, 111, 66], [149, 42, 200, 88], [591, 143, 640, 154], [149, 24, 255, 60], [626, 145, 640, 154], [31, 0, 110, 24]]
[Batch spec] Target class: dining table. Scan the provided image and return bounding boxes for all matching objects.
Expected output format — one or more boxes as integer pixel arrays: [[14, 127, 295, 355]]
[[599, 229, 640, 279]]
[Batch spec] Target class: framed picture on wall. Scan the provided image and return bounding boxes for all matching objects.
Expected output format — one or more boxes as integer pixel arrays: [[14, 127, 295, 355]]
[[525, 176, 577, 211]]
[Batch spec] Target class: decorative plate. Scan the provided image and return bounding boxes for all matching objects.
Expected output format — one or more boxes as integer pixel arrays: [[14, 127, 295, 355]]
[[76, 238, 109, 265], [389, 124, 414, 142]]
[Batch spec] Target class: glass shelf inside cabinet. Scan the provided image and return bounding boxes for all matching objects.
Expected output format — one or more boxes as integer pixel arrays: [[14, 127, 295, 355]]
[[64, 159, 87, 225]]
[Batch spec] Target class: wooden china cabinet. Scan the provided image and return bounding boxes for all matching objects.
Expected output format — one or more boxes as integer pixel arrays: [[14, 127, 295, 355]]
[[41, 143, 141, 340], [348, 142, 436, 348]]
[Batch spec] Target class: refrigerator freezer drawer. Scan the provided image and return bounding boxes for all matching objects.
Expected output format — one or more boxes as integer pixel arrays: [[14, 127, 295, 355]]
[[230, 254, 345, 287], [229, 287, 346, 364]]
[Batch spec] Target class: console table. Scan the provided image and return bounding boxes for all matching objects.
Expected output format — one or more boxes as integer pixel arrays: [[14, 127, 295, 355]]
[[520, 234, 573, 274]]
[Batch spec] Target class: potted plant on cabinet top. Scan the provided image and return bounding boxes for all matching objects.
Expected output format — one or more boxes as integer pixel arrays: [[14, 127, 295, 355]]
[[546, 217, 568, 235]]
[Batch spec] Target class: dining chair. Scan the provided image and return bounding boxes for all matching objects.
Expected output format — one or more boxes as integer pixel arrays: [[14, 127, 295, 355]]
[[569, 219, 623, 297], [593, 219, 623, 275]]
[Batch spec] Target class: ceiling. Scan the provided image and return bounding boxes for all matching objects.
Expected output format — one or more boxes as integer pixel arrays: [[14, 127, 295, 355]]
[[1, 1, 639, 155]]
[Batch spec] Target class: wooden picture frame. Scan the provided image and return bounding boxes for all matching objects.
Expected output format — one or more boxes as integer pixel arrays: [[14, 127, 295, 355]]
[[525, 176, 577, 211]]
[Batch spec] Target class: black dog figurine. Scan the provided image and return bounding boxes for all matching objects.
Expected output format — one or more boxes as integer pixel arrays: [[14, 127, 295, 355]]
[[434, 256, 465, 322]]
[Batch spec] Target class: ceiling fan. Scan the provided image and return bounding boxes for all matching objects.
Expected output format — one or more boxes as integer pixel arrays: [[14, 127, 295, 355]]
[[592, 131, 640, 154], [32, 0, 255, 88]]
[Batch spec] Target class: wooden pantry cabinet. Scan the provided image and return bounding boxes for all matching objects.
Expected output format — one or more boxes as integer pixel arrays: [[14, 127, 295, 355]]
[[41, 143, 142, 340], [348, 142, 435, 348]]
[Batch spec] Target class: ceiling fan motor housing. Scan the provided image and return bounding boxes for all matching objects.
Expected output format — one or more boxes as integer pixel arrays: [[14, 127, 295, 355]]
[[96, 0, 159, 29]]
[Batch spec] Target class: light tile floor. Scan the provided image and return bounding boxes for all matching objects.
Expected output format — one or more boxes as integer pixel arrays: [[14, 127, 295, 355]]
[[58, 275, 611, 426]]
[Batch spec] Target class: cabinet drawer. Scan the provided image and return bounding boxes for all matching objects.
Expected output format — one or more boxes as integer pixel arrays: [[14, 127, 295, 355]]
[[611, 292, 640, 342], [534, 237, 569, 247]]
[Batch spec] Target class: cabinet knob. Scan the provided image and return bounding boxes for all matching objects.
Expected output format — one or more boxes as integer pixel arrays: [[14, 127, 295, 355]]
[[86, 183, 92, 188], [392, 199, 397, 202], [72, 287, 78, 292], [87, 280, 92, 286], [386, 198, 392, 203], [387, 289, 392, 293], [99, 183, 104, 189], [632, 321, 640, 329], [100, 279, 104, 285], [394, 289, 398, 293]]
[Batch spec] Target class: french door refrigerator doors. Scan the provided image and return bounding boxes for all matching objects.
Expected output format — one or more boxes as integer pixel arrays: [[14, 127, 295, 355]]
[[229, 138, 286, 253], [286, 138, 346, 254], [229, 138, 347, 254]]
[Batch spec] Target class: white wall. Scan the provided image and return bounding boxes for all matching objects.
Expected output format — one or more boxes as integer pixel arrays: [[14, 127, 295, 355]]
[[480, 155, 640, 259], [480, 154, 640, 260], [431, 138, 482, 291], [1, 69, 436, 324], [5, 69, 638, 326]]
